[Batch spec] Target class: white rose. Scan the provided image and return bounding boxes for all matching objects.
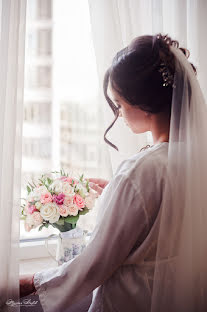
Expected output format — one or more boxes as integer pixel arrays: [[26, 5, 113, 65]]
[[35, 201, 42, 210], [84, 195, 95, 210], [40, 202, 60, 223], [62, 182, 75, 196], [49, 180, 63, 194], [76, 183, 88, 198], [28, 185, 48, 202]]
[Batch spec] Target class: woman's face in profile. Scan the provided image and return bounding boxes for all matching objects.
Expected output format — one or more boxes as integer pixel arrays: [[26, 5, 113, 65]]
[[109, 83, 150, 134]]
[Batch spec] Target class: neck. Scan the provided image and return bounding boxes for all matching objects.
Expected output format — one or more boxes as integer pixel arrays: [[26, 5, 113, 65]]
[[150, 112, 170, 145]]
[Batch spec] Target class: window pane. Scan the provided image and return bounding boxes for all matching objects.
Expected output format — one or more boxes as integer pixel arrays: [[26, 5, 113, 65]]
[[21, 0, 111, 240]]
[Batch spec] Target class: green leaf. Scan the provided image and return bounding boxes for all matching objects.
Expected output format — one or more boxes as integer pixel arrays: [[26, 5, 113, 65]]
[[38, 224, 44, 231], [79, 209, 89, 215], [32, 180, 37, 187], [47, 177, 53, 185], [27, 186, 31, 194], [79, 173, 84, 182], [64, 215, 79, 224], [56, 218, 64, 225], [44, 223, 49, 228], [52, 222, 73, 232], [72, 223, 76, 229], [86, 180, 89, 192]]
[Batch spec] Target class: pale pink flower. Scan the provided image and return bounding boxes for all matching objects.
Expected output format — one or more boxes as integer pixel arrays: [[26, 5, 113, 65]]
[[32, 211, 43, 227], [24, 222, 32, 232], [24, 214, 34, 227], [73, 194, 85, 210], [40, 192, 53, 204], [63, 196, 73, 207], [59, 205, 70, 217], [60, 177, 73, 184], [85, 195, 95, 210], [68, 204, 79, 216], [28, 205, 38, 214]]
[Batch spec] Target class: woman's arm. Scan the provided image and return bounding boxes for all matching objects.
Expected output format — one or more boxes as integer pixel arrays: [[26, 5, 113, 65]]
[[31, 174, 148, 312]]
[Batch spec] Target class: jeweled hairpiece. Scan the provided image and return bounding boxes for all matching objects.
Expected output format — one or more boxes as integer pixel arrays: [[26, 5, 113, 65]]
[[156, 34, 176, 88], [159, 62, 176, 88]]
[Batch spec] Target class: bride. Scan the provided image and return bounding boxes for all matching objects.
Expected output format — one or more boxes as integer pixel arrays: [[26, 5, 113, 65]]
[[20, 34, 207, 312]]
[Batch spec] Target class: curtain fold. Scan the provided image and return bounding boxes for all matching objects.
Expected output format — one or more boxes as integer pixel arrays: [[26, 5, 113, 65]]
[[88, 0, 207, 172], [0, 0, 26, 310], [88, 0, 152, 173]]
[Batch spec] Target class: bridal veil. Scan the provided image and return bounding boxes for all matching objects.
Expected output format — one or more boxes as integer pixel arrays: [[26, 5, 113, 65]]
[[151, 44, 207, 311]]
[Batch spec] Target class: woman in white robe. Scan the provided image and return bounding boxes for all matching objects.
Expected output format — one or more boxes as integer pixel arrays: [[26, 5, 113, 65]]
[[20, 33, 207, 312]]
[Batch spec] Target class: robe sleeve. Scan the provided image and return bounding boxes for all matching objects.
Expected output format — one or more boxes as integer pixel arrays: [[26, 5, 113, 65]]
[[33, 173, 149, 312]]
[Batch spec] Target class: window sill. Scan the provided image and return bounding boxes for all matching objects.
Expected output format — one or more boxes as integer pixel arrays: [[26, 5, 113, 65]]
[[20, 238, 57, 260], [20, 233, 92, 260]]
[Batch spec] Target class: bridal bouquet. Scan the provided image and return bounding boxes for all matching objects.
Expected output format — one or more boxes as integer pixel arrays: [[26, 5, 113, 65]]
[[21, 170, 98, 233]]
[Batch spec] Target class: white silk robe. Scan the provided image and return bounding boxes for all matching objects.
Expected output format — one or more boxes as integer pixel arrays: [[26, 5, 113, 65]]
[[34, 142, 168, 312]]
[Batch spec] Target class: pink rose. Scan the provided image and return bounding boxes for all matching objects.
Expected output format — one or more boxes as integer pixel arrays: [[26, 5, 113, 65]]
[[32, 211, 43, 227], [68, 204, 79, 216], [73, 194, 85, 210], [60, 177, 73, 184], [63, 196, 73, 207], [59, 205, 70, 217], [28, 205, 38, 214], [40, 192, 53, 204], [53, 193, 65, 205]]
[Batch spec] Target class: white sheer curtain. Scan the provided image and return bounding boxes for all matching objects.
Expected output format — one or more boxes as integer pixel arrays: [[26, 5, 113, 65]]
[[88, 0, 207, 173], [0, 0, 26, 310]]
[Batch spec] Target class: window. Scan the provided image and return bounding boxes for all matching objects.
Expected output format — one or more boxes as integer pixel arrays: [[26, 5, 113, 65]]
[[20, 0, 111, 245]]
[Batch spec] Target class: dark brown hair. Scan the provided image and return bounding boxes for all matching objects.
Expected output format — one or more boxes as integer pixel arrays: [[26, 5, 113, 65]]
[[103, 34, 196, 151]]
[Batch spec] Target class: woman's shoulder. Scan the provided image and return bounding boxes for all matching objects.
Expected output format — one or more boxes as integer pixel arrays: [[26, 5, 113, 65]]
[[116, 142, 168, 187]]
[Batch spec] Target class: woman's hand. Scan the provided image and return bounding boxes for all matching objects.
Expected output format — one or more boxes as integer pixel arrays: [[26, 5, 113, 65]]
[[20, 274, 36, 298], [88, 178, 109, 195]]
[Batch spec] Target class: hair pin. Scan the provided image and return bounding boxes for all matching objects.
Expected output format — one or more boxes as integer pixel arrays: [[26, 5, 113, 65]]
[[158, 62, 176, 88]]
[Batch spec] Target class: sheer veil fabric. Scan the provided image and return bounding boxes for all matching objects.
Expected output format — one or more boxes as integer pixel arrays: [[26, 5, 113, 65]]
[[150, 45, 207, 311]]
